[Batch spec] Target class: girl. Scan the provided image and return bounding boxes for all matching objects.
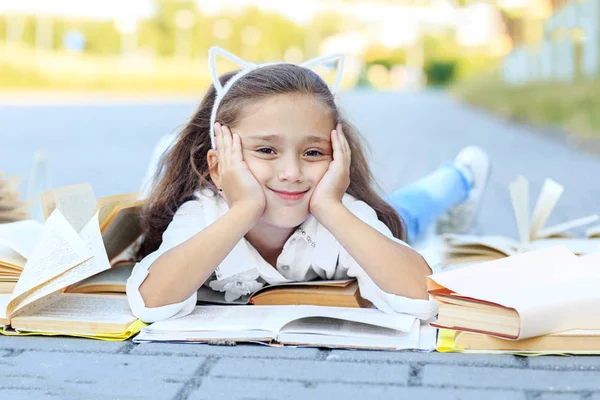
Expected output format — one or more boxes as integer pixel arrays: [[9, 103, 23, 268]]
[[127, 48, 490, 323]]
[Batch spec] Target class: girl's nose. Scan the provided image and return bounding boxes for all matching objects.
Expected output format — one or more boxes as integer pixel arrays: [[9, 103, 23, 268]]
[[277, 157, 304, 183]]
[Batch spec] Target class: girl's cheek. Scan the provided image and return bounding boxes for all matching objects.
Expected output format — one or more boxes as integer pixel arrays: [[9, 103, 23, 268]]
[[308, 161, 330, 181], [244, 158, 272, 181]]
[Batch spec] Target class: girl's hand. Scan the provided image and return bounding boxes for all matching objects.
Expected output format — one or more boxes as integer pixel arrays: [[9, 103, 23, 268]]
[[310, 123, 351, 218], [215, 123, 266, 217]]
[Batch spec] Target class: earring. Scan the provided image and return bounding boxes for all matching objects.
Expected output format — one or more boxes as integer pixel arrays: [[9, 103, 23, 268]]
[[218, 188, 223, 193]]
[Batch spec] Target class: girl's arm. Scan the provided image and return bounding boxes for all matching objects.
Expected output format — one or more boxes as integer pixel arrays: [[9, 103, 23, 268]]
[[310, 124, 430, 301], [139, 202, 260, 307], [140, 123, 266, 308], [313, 202, 431, 300]]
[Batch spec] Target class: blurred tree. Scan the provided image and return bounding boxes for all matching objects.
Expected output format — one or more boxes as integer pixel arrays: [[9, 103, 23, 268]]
[[0, 16, 5, 42], [79, 21, 120, 54], [424, 60, 456, 86], [364, 45, 407, 70], [150, 0, 196, 57]]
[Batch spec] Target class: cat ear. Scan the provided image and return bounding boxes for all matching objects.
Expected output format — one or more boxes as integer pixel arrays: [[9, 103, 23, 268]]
[[301, 53, 345, 95], [208, 46, 256, 94]]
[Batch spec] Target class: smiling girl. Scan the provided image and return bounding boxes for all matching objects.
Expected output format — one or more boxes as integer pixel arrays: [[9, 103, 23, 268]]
[[126, 48, 489, 323]]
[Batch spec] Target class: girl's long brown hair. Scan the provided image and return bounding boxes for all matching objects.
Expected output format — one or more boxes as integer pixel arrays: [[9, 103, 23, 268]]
[[136, 64, 406, 259]]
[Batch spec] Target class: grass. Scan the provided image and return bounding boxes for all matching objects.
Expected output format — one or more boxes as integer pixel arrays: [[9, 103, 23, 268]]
[[452, 70, 600, 137]]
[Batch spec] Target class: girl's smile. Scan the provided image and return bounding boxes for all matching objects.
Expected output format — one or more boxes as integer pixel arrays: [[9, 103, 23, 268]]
[[268, 187, 310, 202]]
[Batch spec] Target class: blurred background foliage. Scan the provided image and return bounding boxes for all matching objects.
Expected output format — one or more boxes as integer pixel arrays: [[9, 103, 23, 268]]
[[1, 0, 597, 136], [0, 0, 506, 92]]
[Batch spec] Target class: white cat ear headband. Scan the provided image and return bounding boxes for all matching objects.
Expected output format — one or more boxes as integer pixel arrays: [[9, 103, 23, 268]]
[[208, 46, 345, 149]]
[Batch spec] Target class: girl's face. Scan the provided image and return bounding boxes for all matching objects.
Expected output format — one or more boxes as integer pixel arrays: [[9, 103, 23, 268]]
[[233, 93, 334, 228]]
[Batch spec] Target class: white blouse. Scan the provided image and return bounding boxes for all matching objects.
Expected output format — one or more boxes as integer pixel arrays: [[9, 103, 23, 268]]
[[126, 189, 439, 323]]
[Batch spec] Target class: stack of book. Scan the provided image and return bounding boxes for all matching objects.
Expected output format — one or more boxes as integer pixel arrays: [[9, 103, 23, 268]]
[[0, 183, 143, 295], [428, 246, 600, 354], [439, 177, 600, 267], [0, 183, 145, 340]]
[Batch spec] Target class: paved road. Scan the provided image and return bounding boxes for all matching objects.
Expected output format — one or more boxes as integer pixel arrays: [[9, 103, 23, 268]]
[[2, 90, 600, 399]]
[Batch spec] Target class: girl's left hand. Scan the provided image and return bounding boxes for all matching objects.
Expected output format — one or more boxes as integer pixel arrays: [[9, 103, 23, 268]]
[[310, 123, 351, 218]]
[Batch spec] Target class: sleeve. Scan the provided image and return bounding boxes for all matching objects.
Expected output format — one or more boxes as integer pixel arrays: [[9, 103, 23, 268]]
[[126, 200, 204, 323], [336, 199, 439, 321]]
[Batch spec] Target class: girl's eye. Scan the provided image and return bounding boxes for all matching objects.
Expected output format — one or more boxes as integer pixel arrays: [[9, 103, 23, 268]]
[[257, 148, 275, 155], [305, 150, 323, 157]]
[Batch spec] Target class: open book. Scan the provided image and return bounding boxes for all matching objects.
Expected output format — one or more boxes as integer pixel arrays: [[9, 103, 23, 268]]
[[0, 219, 43, 294], [588, 225, 600, 238], [67, 261, 134, 294], [440, 177, 600, 266], [428, 246, 600, 340], [41, 183, 144, 262], [0, 209, 142, 340], [135, 304, 437, 351]]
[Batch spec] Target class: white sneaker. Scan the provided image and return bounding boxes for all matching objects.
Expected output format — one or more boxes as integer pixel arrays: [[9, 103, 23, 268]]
[[436, 146, 491, 234]]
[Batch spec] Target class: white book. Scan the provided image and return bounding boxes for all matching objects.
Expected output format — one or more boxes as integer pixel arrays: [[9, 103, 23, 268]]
[[135, 305, 434, 351]]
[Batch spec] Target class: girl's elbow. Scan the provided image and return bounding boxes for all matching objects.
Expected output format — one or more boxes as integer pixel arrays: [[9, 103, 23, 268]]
[[407, 254, 431, 300], [411, 280, 430, 300]]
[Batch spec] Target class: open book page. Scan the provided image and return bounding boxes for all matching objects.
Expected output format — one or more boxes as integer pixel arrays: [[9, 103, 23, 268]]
[[144, 305, 290, 337], [144, 305, 416, 337], [276, 317, 421, 350], [307, 306, 415, 331], [40, 183, 96, 233], [279, 316, 418, 338], [0, 244, 27, 271], [7, 212, 110, 317], [509, 176, 530, 251], [538, 215, 599, 239], [67, 263, 133, 293], [94, 192, 139, 228], [79, 212, 111, 272], [529, 179, 563, 240], [0, 219, 43, 259], [11, 294, 136, 334], [101, 203, 143, 260], [9, 210, 90, 307]]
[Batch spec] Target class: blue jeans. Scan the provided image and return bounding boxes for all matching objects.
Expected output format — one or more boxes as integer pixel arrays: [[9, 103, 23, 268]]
[[385, 163, 471, 244]]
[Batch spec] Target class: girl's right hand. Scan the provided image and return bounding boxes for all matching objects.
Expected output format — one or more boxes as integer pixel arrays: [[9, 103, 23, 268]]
[[214, 123, 266, 218]]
